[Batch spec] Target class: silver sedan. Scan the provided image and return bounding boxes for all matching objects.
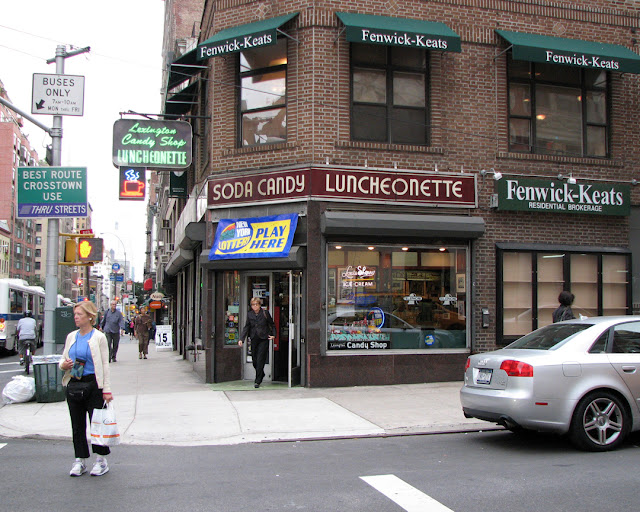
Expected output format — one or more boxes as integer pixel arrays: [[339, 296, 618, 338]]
[[460, 316, 640, 451]]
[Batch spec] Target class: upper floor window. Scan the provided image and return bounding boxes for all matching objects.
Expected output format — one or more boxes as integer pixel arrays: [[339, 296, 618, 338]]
[[507, 54, 609, 157], [239, 39, 287, 147], [351, 44, 429, 145], [35, 236, 42, 246]]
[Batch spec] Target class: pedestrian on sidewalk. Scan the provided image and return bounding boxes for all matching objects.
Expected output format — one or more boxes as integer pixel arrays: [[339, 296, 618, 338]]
[[135, 308, 153, 359], [100, 300, 125, 363], [552, 291, 576, 323], [59, 301, 113, 477], [238, 297, 275, 388]]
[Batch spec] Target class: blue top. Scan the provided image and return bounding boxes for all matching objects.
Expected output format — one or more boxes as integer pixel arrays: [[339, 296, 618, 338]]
[[70, 330, 95, 376]]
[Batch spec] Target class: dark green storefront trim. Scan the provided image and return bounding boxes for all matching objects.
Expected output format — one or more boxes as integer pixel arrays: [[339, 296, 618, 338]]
[[197, 12, 299, 60], [496, 29, 640, 74], [336, 12, 461, 52]]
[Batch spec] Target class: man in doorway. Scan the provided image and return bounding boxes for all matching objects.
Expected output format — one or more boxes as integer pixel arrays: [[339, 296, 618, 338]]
[[101, 300, 125, 362], [135, 308, 153, 359]]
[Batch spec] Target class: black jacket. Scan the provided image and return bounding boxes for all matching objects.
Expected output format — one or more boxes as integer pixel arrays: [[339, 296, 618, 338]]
[[240, 308, 276, 342], [552, 305, 575, 323]]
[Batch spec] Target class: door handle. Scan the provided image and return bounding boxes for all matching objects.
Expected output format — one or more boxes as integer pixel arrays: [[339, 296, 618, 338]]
[[622, 366, 637, 373]]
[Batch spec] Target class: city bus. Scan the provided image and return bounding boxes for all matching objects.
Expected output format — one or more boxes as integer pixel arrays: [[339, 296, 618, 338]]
[[0, 279, 46, 354]]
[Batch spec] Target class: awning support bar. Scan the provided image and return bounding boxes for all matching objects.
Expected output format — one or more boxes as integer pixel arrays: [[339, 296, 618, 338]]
[[277, 28, 299, 43], [333, 26, 346, 44], [494, 44, 513, 60]]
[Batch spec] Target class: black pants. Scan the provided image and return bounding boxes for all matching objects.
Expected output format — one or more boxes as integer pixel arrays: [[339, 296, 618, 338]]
[[66, 375, 110, 458], [105, 332, 120, 361], [252, 338, 269, 385]]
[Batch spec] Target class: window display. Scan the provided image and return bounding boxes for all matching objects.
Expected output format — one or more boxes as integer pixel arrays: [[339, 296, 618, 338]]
[[327, 244, 467, 350]]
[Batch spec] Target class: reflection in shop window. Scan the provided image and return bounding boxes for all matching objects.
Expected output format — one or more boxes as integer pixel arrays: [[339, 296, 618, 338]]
[[327, 244, 467, 351], [223, 271, 241, 345]]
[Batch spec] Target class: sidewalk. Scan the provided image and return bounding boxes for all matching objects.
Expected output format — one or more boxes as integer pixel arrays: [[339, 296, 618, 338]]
[[0, 335, 497, 446]]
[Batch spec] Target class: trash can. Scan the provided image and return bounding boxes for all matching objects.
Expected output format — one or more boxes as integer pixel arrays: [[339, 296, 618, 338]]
[[33, 356, 65, 403]]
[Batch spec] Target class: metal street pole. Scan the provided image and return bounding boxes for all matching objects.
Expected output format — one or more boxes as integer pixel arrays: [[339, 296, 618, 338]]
[[43, 45, 90, 355]]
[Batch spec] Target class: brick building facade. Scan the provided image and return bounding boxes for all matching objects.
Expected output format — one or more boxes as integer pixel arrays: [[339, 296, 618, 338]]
[[155, 0, 640, 386]]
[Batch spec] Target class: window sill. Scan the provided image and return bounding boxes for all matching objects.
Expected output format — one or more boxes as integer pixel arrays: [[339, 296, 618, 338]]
[[497, 151, 623, 167], [336, 140, 444, 154], [222, 141, 298, 157]]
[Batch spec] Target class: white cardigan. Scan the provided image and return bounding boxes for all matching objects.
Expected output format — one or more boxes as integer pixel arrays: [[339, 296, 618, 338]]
[[59, 329, 111, 393]]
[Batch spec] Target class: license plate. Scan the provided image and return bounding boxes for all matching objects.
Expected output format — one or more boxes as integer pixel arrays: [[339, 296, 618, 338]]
[[476, 368, 493, 385]]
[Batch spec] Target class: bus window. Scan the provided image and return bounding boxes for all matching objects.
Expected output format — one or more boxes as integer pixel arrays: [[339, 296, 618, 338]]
[[39, 297, 45, 316], [10, 290, 23, 314]]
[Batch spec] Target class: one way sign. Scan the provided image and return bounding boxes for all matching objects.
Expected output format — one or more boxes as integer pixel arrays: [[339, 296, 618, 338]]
[[32, 73, 85, 116]]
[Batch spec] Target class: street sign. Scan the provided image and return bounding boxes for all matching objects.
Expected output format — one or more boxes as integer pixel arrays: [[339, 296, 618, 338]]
[[109, 273, 116, 281], [112, 263, 120, 271], [115, 274, 124, 282], [32, 73, 85, 116], [80, 229, 93, 234], [17, 166, 88, 218]]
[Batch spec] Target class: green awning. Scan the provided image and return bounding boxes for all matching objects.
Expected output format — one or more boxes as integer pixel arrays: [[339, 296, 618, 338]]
[[336, 12, 461, 52], [167, 48, 207, 90], [164, 81, 199, 118], [496, 29, 640, 74], [197, 12, 298, 60]]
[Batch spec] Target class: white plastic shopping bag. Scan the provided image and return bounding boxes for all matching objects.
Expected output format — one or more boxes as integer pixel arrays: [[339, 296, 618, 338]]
[[91, 402, 121, 446], [2, 375, 36, 404]]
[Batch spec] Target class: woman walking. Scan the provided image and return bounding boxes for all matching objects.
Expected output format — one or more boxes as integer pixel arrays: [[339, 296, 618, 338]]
[[238, 297, 276, 388]]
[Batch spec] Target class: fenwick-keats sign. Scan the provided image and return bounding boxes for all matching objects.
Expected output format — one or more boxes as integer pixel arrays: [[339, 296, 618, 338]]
[[495, 177, 630, 216], [545, 51, 620, 70], [112, 119, 192, 169]]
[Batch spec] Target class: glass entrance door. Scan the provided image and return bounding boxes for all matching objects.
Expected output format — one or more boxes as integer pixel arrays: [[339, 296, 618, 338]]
[[241, 273, 273, 383]]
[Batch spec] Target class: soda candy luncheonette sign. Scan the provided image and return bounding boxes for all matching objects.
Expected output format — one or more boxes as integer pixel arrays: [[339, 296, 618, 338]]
[[208, 168, 476, 208], [112, 119, 192, 169]]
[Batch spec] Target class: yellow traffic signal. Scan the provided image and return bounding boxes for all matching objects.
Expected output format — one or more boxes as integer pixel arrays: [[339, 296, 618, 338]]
[[64, 238, 77, 263], [77, 238, 104, 262]]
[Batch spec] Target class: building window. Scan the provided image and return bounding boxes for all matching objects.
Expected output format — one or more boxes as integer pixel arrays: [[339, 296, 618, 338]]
[[238, 38, 287, 147], [327, 244, 467, 351], [351, 44, 429, 145], [16, 227, 23, 239], [507, 55, 609, 157], [25, 262, 30, 272], [35, 249, 41, 257], [35, 236, 42, 246], [36, 223, 42, 232], [15, 243, 22, 255], [498, 248, 630, 345], [26, 248, 31, 258], [35, 261, 41, 270]]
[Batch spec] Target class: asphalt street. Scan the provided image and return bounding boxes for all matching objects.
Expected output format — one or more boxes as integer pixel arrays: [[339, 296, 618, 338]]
[[2, 430, 640, 512]]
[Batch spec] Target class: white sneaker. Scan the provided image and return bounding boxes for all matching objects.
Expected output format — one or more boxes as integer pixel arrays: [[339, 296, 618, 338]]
[[69, 458, 86, 477], [90, 457, 109, 476]]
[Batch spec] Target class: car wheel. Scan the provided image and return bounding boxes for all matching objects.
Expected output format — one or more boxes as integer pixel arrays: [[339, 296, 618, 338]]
[[569, 391, 629, 451]]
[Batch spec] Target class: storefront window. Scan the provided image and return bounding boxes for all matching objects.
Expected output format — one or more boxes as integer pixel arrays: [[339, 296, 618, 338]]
[[351, 44, 429, 145], [223, 271, 241, 345], [327, 244, 467, 351], [499, 248, 630, 344], [507, 54, 609, 158], [239, 38, 287, 146]]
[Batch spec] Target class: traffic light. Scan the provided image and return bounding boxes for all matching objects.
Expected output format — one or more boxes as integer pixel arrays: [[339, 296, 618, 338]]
[[77, 278, 83, 286], [77, 237, 104, 262], [64, 238, 77, 263]]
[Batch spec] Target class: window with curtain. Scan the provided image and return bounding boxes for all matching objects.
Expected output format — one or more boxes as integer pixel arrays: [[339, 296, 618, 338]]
[[239, 38, 287, 147]]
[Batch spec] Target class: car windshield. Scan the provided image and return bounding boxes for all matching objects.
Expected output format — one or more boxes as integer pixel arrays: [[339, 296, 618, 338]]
[[506, 323, 591, 350]]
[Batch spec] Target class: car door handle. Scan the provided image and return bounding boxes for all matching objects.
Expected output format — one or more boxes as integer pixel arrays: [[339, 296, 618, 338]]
[[622, 366, 637, 373]]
